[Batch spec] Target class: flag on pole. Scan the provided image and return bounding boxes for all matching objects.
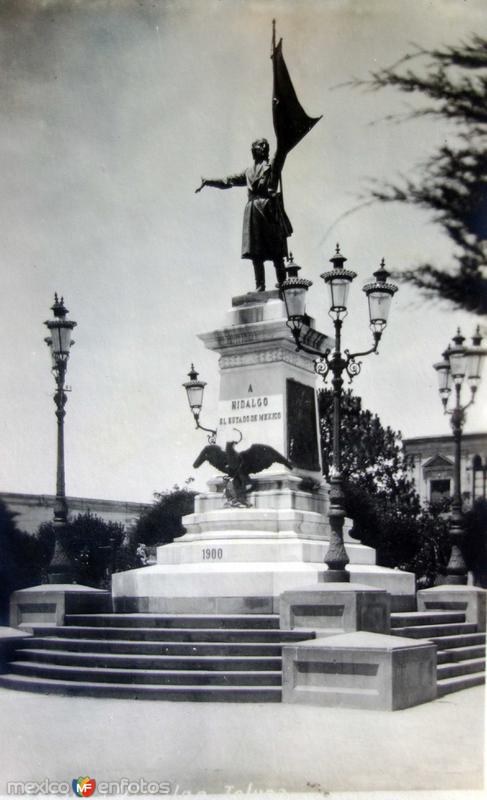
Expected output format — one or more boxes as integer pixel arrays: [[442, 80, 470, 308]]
[[272, 25, 322, 158]]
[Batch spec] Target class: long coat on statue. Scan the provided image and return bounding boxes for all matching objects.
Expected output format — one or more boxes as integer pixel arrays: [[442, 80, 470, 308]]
[[223, 159, 292, 261]]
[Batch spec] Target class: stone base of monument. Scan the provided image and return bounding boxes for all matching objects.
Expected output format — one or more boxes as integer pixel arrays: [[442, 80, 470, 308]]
[[417, 585, 486, 631], [112, 563, 415, 615], [280, 583, 391, 634], [282, 631, 437, 710], [9, 584, 112, 629], [112, 486, 416, 614]]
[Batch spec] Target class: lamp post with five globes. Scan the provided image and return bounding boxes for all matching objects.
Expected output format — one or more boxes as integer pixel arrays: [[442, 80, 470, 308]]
[[281, 246, 398, 582]]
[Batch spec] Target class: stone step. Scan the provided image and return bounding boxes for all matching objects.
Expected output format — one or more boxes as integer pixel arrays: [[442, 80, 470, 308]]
[[27, 625, 312, 644], [437, 672, 485, 697], [437, 645, 486, 664], [9, 661, 282, 687], [65, 613, 280, 630], [429, 633, 486, 650], [391, 622, 477, 639], [437, 658, 485, 680], [0, 673, 282, 702], [18, 636, 285, 657], [16, 648, 282, 672], [390, 611, 466, 627]]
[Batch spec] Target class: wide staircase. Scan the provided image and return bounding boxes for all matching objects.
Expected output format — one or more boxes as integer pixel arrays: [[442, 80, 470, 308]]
[[391, 609, 486, 696], [0, 613, 315, 702], [1, 608, 484, 702]]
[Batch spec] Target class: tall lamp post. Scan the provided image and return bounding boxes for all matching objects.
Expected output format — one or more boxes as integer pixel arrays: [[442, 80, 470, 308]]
[[281, 247, 398, 582], [44, 294, 77, 583], [433, 326, 485, 584]]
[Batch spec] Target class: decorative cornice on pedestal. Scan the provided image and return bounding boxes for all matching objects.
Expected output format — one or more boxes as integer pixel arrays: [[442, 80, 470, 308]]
[[219, 347, 313, 372], [199, 319, 285, 349], [199, 320, 330, 351], [199, 320, 332, 374]]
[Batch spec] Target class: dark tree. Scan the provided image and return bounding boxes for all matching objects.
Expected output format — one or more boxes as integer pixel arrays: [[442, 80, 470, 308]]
[[38, 513, 126, 588], [16, 524, 55, 586], [350, 34, 487, 314], [463, 498, 487, 587], [319, 388, 419, 508], [134, 483, 197, 548], [318, 389, 450, 579], [406, 499, 452, 588], [0, 500, 54, 623], [0, 501, 23, 623]]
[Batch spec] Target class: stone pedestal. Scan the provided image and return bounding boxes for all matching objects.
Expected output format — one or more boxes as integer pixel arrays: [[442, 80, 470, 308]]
[[280, 583, 391, 634], [282, 631, 437, 710], [417, 585, 487, 631], [112, 292, 416, 614], [200, 289, 330, 479], [10, 584, 112, 629]]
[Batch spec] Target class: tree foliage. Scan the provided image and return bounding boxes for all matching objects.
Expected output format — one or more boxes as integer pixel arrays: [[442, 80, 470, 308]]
[[318, 389, 450, 579], [0, 500, 53, 623], [38, 512, 127, 588], [320, 389, 418, 505], [463, 498, 487, 587], [0, 501, 23, 623], [133, 483, 197, 548], [351, 34, 487, 314], [404, 499, 451, 588]]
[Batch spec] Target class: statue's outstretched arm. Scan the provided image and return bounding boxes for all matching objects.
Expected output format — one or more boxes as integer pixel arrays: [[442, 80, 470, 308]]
[[203, 178, 233, 189], [195, 172, 246, 193]]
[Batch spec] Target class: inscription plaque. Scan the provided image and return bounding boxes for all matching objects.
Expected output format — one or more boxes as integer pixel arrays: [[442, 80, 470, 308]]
[[218, 394, 283, 434]]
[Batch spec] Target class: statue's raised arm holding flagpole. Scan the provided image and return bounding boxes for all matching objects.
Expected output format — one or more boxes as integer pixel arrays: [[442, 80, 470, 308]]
[[196, 20, 322, 293]]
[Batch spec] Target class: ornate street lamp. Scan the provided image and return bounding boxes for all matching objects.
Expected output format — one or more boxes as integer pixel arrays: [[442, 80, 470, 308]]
[[281, 246, 398, 582], [433, 326, 485, 584], [44, 294, 77, 583], [183, 364, 216, 443]]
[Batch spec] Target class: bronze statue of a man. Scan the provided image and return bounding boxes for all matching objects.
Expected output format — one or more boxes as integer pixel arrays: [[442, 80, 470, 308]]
[[195, 139, 292, 291]]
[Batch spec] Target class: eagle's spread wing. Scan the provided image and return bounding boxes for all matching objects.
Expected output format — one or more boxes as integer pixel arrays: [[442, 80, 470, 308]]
[[239, 444, 293, 475], [193, 445, 228, 474]]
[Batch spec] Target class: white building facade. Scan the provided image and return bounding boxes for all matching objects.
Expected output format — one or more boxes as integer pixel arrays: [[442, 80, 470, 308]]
[[0, 492, 149, 534], [403, 432, 487, 507]]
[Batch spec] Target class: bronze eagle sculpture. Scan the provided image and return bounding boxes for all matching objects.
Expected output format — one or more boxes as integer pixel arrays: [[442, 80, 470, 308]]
[[193, 430, 293, 507]]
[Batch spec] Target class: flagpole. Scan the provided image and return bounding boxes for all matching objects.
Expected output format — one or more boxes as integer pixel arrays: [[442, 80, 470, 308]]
[[271, 19, 288, 248], [270, 18, 321, 256]]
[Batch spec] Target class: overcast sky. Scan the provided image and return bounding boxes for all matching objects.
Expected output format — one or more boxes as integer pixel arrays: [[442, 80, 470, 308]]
[[0, 0, 485, 504]]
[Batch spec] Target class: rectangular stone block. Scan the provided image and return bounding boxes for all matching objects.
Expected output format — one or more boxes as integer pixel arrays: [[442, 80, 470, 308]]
[[10, 585, 112, 628], [282, 631, 437, 710], [417, 585, 486, 632], [280, 583, 391, 634]]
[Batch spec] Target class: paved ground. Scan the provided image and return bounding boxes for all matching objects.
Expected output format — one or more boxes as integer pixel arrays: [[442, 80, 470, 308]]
[[0, 686, 484, 795]]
